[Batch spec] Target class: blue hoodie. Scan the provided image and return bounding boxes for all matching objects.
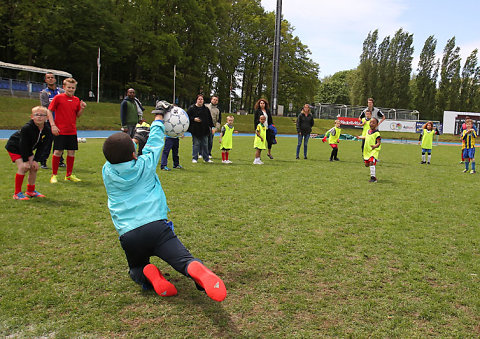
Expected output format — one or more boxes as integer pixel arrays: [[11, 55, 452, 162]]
[[102, 120, 169, 236]]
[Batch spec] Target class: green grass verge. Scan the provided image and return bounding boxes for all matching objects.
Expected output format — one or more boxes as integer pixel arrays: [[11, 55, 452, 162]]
[[0, 96, 462, 142], [0, 136, 479, 337]]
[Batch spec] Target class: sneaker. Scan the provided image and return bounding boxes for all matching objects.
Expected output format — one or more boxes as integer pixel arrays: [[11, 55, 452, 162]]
[[65, 174, 82, 182], [369, 176, 377, 183], [13, 192, 29, 200], [470, 170, 476, 174], [226, 160, 232, 164], [198, 155, 203, 159], [253, 159, 261, 165], [427, 162, 430, 165], [258, 160, 264, 165], [143, 264, 177, 297], [334, 158, 340, 161], [329, 158, 333, 162], [296, 156, 300, 160], [162, 167, 171, 171], [420, 161, 426, 164], [50, 175, 58, 184], [192, 159, 198, 163], [187, 261, 226, 302], [267, 154, 274, 159], [463, 169, 469, 173], [209, 155, 212, 159], [222, 160, 227, 164], [207, 159, 213, 163], [41, 163, 48, 169], [304, 157, 307, 160], [173, 165, 183, 169], [59, 162, 66, 168], [26, 190, 46, 198]]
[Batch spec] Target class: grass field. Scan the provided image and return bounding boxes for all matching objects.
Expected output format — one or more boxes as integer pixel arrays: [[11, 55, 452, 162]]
[[0, 135, 479, 337]]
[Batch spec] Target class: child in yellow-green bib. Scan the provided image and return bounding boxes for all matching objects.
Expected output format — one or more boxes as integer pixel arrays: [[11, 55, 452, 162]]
[[253, 114, 267, 165], [358, 117, 381, 183], [322, 119, 341, 161], [219, 115, 235, 164], [359, 109, 372, 153], [418, 121, 439, 165]]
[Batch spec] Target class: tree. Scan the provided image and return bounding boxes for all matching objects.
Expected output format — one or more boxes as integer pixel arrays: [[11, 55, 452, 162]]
[[316, 70, 354, 104], [437, 37, 461, 115], [350, 30, 378, 105], [414, 35, 439, 120], [459, 49, 480, 112]]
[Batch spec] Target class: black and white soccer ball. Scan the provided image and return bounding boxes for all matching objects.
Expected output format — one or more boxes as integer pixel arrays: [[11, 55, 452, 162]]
[[163, 106, 190, 137]]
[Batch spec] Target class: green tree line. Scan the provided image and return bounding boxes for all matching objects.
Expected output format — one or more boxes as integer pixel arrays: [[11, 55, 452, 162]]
[[0, 0, 319, 112], [317, 29, 480, 120]]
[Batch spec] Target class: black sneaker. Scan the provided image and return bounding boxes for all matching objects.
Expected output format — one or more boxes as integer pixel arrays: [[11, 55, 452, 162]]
[[41, 163, 48, 169], [420, 161, 426, 164], [173, 165, 183, 169], [427, 162, 430, 165], [329, 158, 333, 162], [296, 156, 300, 160], [369, 176, 377, 183], [334, 158, 340, 161], [59, 162, 66, 168]]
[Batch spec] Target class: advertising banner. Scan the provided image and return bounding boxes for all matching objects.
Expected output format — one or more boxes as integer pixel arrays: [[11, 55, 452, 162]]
[[454, 115, 480, 135], [415, 122, 443, 134], [338, 117, 361, 129], [378, 120, 417, 133]]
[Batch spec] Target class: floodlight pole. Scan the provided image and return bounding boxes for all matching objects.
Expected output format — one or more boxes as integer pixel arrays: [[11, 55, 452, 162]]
[[173, 64, 176, 104], [97, 47, 100, 103], [270, 0, 282, 116]]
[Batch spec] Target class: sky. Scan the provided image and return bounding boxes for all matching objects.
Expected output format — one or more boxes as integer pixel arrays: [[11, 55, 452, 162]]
[[261, 0, 480, 78]]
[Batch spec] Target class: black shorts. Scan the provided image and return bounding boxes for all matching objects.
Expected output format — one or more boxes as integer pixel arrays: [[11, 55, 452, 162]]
[[53, 134, 78, 151]]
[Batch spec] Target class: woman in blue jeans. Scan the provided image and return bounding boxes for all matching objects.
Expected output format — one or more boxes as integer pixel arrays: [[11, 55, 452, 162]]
[[296, 104, 314, 159]]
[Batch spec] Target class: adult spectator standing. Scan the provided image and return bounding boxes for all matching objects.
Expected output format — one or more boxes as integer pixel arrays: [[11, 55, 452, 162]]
[[187, 94, 214, 163], [359, 98, 385, 125], [253, 98, 275, 159], [120, 88, 144, 138], [39, 72, 65, 169], [296, 104, 314, 159], [205, 95, 221, 159]]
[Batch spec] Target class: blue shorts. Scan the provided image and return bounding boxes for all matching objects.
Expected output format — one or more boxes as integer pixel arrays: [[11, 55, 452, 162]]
[[463, 148, 475, 159], [421, 148, 432, 154]]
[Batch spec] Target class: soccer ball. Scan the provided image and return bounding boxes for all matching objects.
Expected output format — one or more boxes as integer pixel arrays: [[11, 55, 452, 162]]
[[163, 107, 190, 137]]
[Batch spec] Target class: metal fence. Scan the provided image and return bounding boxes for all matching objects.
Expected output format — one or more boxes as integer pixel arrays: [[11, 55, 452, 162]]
[[312, 103, 420, 121]]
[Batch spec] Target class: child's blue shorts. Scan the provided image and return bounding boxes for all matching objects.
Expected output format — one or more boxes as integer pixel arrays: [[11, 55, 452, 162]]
[[422, 148, 432, 154], [463, 148, 475, 159]]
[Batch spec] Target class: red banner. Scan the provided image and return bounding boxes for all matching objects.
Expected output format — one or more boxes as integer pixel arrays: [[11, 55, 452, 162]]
[[338, 117, 361, 129]]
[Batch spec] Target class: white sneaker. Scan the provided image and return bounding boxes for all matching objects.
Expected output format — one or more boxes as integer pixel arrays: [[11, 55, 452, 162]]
[[258, 160, 264, 165], [207, 159, 213, 163], [198, 155, 203, 159], [222, 160, 227, 164], [192, 159, 198, 163], [226, 160, 232, 164]]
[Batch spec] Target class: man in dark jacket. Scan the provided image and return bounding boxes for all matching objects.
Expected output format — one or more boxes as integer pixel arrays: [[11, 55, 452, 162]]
[[187, 94, 214, 163], [120, 88, 144, 138]]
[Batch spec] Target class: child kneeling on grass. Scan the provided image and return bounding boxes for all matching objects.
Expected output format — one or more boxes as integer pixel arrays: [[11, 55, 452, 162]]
[[357, 117, 381, 183], [5, 106, 51, 200], [102, 101, 226, 301]]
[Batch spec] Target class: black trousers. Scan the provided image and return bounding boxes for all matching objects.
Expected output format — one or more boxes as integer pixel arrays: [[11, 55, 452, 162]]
[[119, 220, 197, 286]]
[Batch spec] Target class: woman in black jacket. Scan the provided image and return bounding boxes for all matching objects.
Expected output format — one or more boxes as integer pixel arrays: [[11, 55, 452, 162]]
[[296, 104, 314, 159], [253, 98, 275, 159]]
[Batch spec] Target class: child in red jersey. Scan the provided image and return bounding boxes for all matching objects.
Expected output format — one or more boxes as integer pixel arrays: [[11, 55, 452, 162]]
[[5, 106, 52, 200], [47, 77, 86, 183]]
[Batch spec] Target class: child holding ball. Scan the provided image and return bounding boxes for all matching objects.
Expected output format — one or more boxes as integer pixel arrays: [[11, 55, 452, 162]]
[[102, 100, 226, 301], [5, 106, 52, 200], [357, 117, 381, 182]]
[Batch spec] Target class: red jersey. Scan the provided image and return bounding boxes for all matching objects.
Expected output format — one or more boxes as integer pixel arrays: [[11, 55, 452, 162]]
[[48, 93, 81, 135]]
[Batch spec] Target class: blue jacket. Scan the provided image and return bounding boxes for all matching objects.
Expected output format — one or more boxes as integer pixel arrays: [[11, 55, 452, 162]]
[[102, 120, 169, 236]]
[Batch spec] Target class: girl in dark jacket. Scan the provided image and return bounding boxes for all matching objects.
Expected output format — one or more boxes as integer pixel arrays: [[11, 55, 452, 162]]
[[253, 98, 275, 159], [296, 104, 314, 159]]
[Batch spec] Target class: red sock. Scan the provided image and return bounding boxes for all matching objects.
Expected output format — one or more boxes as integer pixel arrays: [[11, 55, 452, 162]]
[[187, 261, 226, 302], [226, 152, 229, 161], [15, 174, 25, 194], [27, 184, 35, 193], [52, 155, 60, 175], [66, 155, 75, 177], [222, 152, 226, 161], [143, 264, 177, 297]]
